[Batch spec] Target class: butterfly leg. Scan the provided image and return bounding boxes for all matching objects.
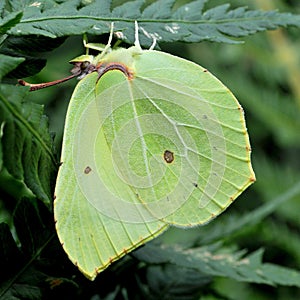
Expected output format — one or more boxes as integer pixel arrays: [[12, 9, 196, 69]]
[[134, 20, 142, 50], [134, 20, 157, 50], [83, 22, 115, 58]]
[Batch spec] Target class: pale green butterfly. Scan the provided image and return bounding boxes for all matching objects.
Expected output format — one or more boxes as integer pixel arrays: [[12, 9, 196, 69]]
[[23, 22, 255, 280]]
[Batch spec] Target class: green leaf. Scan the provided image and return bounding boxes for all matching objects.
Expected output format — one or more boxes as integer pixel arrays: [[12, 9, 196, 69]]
[[262, 264, 300, 287], [0, 84, 57, 205], [134, 242, 300, 287], [13, 199, 52, 256], [0, 54, 24, 81], [0, 35, 66, 78], [0, 11, 23, 34], [5, 0, 300, 44], [145, 264, 211, 300]]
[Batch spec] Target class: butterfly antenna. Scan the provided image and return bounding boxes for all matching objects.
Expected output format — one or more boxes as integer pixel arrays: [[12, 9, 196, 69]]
[[18, 72, 79, 91]]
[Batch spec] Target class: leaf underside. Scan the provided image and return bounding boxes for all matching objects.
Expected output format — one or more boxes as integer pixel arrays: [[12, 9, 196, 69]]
[[3, 0, 300, 45], [134, 242, 300, 288], [54, 49, 255, 280]]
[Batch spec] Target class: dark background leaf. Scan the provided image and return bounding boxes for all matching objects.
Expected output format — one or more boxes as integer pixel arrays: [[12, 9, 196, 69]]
[[0, 198, 80, 299], [0, 36, 66, 79], [0, 84, 57, 206]]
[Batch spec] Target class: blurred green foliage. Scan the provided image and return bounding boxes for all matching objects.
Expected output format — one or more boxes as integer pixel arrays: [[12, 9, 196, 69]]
[[185, 1, 300, 298]]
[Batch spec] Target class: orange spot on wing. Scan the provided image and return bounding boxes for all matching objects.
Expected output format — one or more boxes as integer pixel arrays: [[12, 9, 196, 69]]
[[250, 177, 256, 182]]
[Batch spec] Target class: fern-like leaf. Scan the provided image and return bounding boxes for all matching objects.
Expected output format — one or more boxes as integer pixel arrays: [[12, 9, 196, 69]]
[[0, 54, 24, 81], [134, 242, 300, 287], [0, 11, 22, 34], [4, 0, 300, 45], [196, 180, 300, 245], [0, 84, 57, 205]]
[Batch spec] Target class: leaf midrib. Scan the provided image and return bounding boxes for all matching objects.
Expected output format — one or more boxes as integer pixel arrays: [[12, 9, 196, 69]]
[[18, 15, 287, 25]]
